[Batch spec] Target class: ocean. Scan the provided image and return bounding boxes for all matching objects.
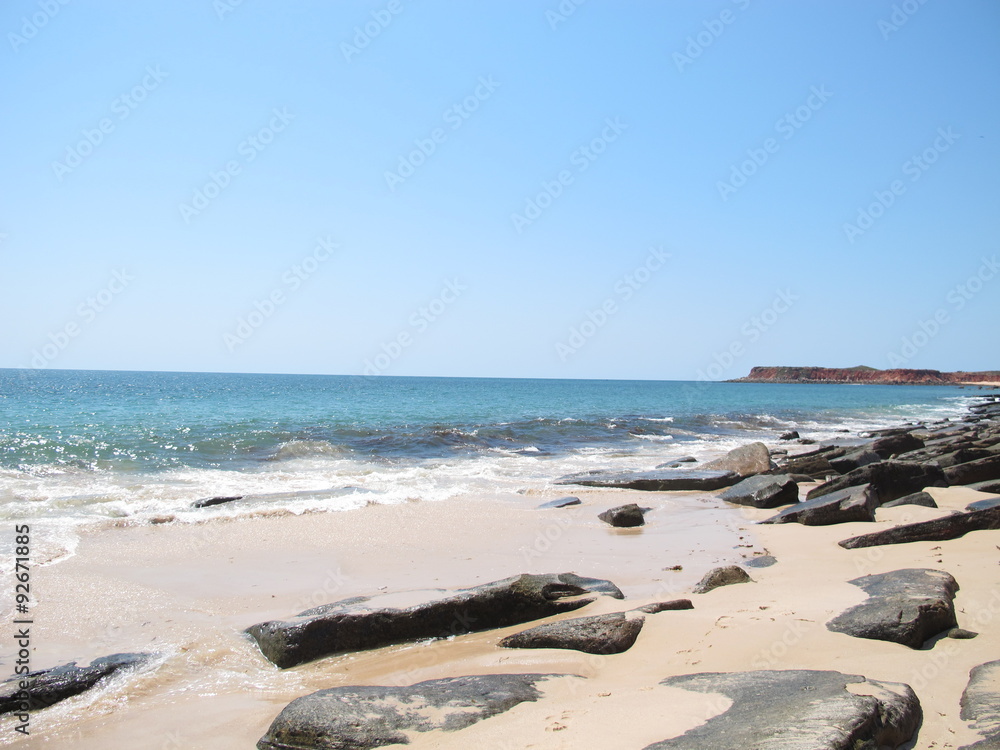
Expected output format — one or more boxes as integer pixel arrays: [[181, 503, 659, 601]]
[[0, 368, 980, 561]]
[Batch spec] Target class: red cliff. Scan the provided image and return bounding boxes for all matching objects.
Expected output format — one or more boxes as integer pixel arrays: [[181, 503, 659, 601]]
[[731, 366, 1000, 385]]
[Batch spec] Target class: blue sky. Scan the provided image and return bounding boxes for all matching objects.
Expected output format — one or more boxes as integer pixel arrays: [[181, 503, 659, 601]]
[[2, 0, 998, 380]]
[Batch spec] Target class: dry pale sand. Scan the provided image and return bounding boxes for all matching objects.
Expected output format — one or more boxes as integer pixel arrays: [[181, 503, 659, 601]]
[[2, 485, 999, 749]]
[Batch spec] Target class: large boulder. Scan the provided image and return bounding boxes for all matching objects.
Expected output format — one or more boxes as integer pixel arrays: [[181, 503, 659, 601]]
[[556, 469, 739, 491], [945, 455, 1000, 486], [703, 442, 773, 477], [257, 673, 569, 750], [246, 573, 624, 669], [806, 461, 947, 505], [839, 506, 1000, 549], [826, 569, 959, 649], [598, 503, 649, 527], [646, 670, 921, 749], [717, 474, 798, 508], [692, 565, 752, 594], [499, 612, 644, 655], [870, 432, 924, 458], [960, 660, 1000, 750], [0, 653, 154, 715], [761, 484, 877, 526]]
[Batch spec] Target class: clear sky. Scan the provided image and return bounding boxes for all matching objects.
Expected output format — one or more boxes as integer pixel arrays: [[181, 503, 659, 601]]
[[2, 0, 998, 380]]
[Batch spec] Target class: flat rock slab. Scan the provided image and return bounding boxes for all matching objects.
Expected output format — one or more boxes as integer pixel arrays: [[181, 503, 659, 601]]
[[946, 455, 1000, 485], [717, 474, 798, 508], [536, 496, 581, 509], [556, 469, 739, 491], [656, 456, 697, 468], [882, 491, 938, 508], [645, 670, 921, 749], [246, 572, 624, 669], [692, 565, 752, 594], [633, 599, 694, 614], [0, 653, 154, 715], [761, 483, 877, 526], [807, 461, 947, 505], [830, 448, 883, 474], [968, 497, 1000, 512], [703, 442, 773, 477], [968, 479, 1000, 494], [871, 432, 924, 458], [960, 660, 1000, 750], [499, 612, 644, 655], [257, 673, 568, 750], [598, 503, 650, 527], [839, 506, 1000, 549], [826, 568, 958, 649]]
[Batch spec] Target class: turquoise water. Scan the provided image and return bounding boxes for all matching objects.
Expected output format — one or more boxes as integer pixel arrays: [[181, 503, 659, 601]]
[[0, 368, 979, 534]]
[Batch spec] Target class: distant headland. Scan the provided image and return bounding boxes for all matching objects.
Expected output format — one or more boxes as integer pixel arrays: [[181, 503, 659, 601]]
[[729, 366, 1000, 385]]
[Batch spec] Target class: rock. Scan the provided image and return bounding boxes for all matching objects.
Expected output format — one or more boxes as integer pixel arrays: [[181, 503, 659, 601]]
[[646, 670, 921, 749], [870, 432, 925, 458], [703, 442, 774, 477], [692, 565, 752, 594], [797, 438, 816, 445], [881, 491, 938, 508], [839, 506, 1000, 549], [806, 461, 947, 505], [945, 455, 1000, 485], [788, 473, 815, 483], [655, 456, 697, 468], [960, 660, 1000, 750], [829, 449, 882, 474], [744, 555, 778, 568], [499, 612, 644, 655], [779, 430, 800, 440], [717, 474, 798, 509], [773, 453, 837, 479], [0, 653, 154, 715], [634, 599, 694, 614], [537, 496, 581, 509], [967, 497, 1000, 512], [556, 469, 739, 492], [598, 503, 650, 527], [949, 628, 979, 639], [257, 673, 568, 750], [246, 572, 624, 669], [967, 479, 1000, 494], [826, 568, 958, 649], [933, 447, 994, 467], [193, 495, 244, 508], [761, 484, 877, 526]]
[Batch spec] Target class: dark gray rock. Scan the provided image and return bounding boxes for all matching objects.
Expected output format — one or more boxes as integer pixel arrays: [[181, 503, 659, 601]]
[[556, 469, 739, 491], [499, 612, 644, 655], [946, 455, 1000, 486], [655, 456, 697, 468], [246, 572, 624, 669], [960, 660, 1000, 750], [829, 449, 882, 474], [193, 495, 244, 508], [948, 628, 979, 639], [703, 442, 774, 477], [968, 497, 1000, 512], [870, 432, 924, 458], [0, 653, 154, 715], [773, 453, 837, 479], [779, 430, 799, 440], [839, 506, 1000, 549], [934, 447, 994, 468], [744, 555, 778, 568], [806, 461, 947, 505], [633, 599, 694, 614], [967, 479, 1000, 494], [826, 568, 958, 649], [646, 670, 921, 749], [598, 503, 650, 527], [692, 565, 752, 594], [761, 484, 877, 526], [257, 673, 567, 750], [797, 438, 816, 444], [717, 474, 798, 509], [536, 496, 581, 509], [882, 491, 938, 508]]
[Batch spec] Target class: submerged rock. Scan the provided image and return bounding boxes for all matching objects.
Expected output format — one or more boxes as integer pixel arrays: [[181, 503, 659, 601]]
[[499, 612, 644, 655], [647, 670, 921, 749], [826, 568, 958, 649], [761, 484, 877, 526], [717, 474, 798, 508], [839, 506, 1000, 548], [598, 503, 650, 527], [692, 565, 752, 594], [246, 572, 624, 669], [556, 469, 739, 491]]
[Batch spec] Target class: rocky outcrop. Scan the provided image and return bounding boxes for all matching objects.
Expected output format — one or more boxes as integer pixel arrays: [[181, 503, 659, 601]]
[[556, 469, 739, 491], [761, 484, 877, 526], [598, 503, 650, 527], [257, 673, 568, 750], [717, 474, 798, 508], [829, 449, 882, 474], [960, 660, 1000, 750], [881, 491, 938, 508], [826, 569, 958, 649], [646, 670, 921, 749], [499, 612, 644, 655], [703, 442, 773, 477], [0, 653, 155, 715], [839, 506, 1000, 548], [731, 365, 1000, 385], [692, 566, 752, 594], [773, 452, 838, 479], [870, 433, 924, 458], [806, 461, 947, 504], [945, 455, 1000, 485], [246, 573, 624, 669]]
